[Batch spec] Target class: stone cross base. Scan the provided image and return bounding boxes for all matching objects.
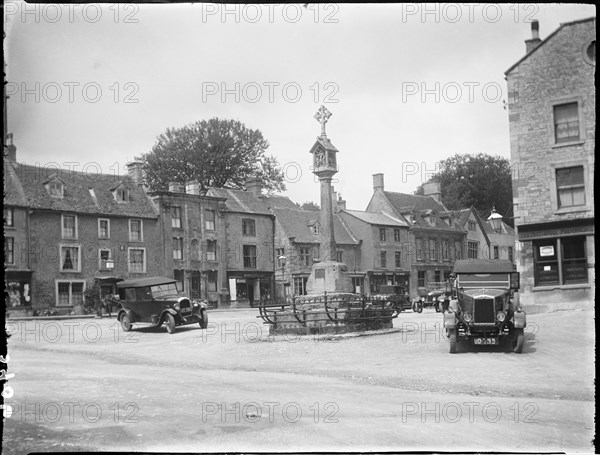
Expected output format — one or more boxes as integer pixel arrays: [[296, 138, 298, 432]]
[[305, 261, 354, 295]]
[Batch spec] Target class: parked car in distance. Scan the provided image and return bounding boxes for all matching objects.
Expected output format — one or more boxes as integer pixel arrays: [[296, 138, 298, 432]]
[[116, 277, 208, 334], [444, 260, 525, 354], [374, 284, 412, 312]]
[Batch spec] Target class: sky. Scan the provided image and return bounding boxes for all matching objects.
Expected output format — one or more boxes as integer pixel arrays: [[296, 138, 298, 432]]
[[4, 2, 596, 210]]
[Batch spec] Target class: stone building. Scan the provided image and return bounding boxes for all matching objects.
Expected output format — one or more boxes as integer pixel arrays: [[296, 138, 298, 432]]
[[207, 180, 276, 307], [149, 181, 227, 307], [337, 209, 410, 295], [4, 148, 162, 313], [505, 17, 595, 307], [366, 175, 467, 298]]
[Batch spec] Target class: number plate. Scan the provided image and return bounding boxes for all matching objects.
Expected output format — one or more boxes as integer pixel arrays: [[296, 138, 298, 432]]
[[473, 337, 498, 345]]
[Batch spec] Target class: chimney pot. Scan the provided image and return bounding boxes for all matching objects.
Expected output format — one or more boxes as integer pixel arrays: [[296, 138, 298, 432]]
[[126, 157, 144, 185]]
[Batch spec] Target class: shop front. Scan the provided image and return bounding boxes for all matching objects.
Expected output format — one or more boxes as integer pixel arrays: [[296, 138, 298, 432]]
[[5, 269, 33, 314], [228, 272, 273, 307], [517, 218, 594, 307], [367, 271, 410, 295]]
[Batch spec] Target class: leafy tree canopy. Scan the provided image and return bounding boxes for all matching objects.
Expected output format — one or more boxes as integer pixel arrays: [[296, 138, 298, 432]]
[[299, 201, 320, 211], [143, 118, 286, 194], [415, 153, 514, 226]]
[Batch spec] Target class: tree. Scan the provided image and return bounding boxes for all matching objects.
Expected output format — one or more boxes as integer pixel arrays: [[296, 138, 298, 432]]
[[415, 153, 514, 226], [142, 118, 286, 194], [299, 201, 320, 211]]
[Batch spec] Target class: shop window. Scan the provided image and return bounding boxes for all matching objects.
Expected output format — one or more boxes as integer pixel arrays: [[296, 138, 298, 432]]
[[532, 236, 589, 286], [207, 271, 217, 292]]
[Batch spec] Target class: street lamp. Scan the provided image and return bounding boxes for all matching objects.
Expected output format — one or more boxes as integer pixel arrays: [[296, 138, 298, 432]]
[[487, 207, 503, 233], [278, 255, 287, 297]]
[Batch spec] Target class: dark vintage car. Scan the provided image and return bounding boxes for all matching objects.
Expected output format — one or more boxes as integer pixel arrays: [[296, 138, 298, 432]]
[[374, 285, 412, 312], [116, 277, 208, 334], [443, 260, 526, 354], [413, 282, 449, 313]]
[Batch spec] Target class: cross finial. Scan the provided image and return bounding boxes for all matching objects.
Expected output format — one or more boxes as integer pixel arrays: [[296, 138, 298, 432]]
[[314, 105, 332, 138]]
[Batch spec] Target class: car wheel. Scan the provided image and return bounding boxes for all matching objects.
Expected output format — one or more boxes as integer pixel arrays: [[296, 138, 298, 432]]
[[513, 328, 524, 353], [449, 329, 457, 354], [119, 313, 132, 332], [199, 309, 208, 329], [417, 302, 423, 313], [164, 313, 176, 334], [435, 304, 441, 313]]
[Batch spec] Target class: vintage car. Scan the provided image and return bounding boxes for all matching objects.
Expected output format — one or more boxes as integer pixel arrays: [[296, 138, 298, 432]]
[[116, 277, 208, 334], [374, 284, 412, 312], [413, 282, 449, 313], [443, 260, 526, 354]]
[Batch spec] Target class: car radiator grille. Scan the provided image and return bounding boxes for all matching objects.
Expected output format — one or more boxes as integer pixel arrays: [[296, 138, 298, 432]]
[[179, 299, 192, 313], [474, 298, 495, 323]]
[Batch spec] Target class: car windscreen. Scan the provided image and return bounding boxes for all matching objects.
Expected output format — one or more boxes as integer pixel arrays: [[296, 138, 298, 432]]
[[150, 283, 179, 299]]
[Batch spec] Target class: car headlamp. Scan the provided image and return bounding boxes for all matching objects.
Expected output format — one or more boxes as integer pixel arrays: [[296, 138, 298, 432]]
[[174, 303, 180, 311], [496, 312, 506, 322], [463, 313, 472, 322]]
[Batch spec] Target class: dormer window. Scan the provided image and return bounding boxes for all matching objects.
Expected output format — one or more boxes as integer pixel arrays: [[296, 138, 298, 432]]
[[47, 181, 64, 198], [116, 188, 129, 202], [312, 223, 320, 235]]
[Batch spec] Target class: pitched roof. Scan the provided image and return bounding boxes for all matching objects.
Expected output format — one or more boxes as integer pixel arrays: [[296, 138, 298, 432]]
[[262, 194, 300, 210], [5, 162, 158, 218], [342, 209, 408, 227], [272, 207, 358, 245], [383, 191, 446, 213], [505, 16, 596, 75], [206, 187, 272, 215]]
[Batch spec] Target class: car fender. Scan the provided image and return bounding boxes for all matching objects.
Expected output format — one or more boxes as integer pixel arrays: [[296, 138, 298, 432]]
[[160, 308, 179, 322], [117, 308, 137, 322], [443, 311, 456, 329], [513, 311, 527, 329]]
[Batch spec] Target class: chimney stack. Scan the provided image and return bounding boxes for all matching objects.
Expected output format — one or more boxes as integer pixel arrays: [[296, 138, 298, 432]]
[[373, 173, 384, 192], [126, 157, 144, 185], [337, 194, 346, 211], [525, 20, 542, 53], [423, 182, 442, 205], [186, 180, 200, 195], [168, 182, 184, 193], [246, 178, 262, 198], [5, 132, 16, 162], [331, 187, 339, 212]]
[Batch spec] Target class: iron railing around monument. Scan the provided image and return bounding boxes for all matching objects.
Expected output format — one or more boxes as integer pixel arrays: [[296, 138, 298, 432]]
[[256, 292, 409, 326]]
